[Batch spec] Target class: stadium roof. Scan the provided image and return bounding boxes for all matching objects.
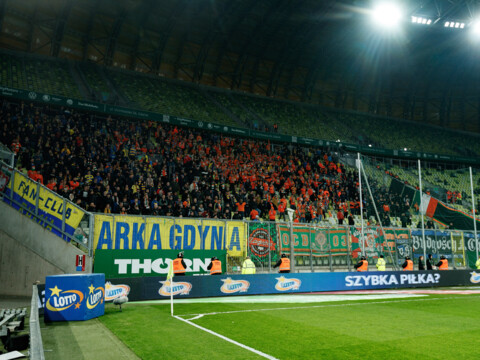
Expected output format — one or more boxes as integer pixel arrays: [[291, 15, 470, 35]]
[[2, 0, 480, 132]]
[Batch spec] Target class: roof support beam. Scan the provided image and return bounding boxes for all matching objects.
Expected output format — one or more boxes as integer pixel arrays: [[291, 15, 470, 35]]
[[129, 0, 154, 71], [151, 0, 188, 73], [51, 0, 74, 57], [27, 0, 39, 52], [104, 9, 127, 67]]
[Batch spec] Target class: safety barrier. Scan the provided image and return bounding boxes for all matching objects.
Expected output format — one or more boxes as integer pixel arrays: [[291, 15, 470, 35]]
[[0, 163, 93, 255], [29, 284, 45, 360], [104, 270, 480, 301]]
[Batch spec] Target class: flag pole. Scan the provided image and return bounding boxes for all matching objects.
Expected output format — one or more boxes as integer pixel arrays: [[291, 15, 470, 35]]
[[470, 167, 478, 261], [167, 260, 174, 316], [418, 160, 426, 264], [357, 153, 365, 255], [170, 279, 174, 316]]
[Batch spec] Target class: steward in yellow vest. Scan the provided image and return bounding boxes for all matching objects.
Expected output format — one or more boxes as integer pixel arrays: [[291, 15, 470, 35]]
[[376, 255, 386, 271], [242, 256, 256, 274]]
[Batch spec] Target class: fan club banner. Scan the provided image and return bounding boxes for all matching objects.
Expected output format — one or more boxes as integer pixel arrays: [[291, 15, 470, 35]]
[[3, 170, 85, 238], [349, 227, 405, 259], [93, 215, 246, 256], [277, 225, 348, 256], [247, 222, 278, 264]]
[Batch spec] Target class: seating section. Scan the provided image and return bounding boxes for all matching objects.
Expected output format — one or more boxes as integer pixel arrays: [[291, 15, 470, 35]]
[[1, 52, 81, 98], [0, 53, 29, 90], [207, 91, 255, 126], [23, 58, 81, 98], [108, 70, 238, 127], [2, 51, 480, 158], [0, 308, 28, 353], [78, 63, 112, 101]]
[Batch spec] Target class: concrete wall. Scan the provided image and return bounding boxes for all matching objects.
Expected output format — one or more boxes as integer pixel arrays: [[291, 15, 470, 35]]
[[0, 201, 92, 296]]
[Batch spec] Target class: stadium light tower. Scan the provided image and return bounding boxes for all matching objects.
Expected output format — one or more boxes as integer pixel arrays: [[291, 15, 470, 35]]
[[371, 2, 404, 30]]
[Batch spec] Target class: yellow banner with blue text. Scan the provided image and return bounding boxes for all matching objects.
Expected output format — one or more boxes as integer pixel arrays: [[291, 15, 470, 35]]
[[93, 215, 246, 256], [11, 171, 85, 232]]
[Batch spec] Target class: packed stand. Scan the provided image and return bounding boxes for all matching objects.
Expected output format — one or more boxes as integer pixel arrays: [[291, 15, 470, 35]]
[[1, 98, 370, 225]]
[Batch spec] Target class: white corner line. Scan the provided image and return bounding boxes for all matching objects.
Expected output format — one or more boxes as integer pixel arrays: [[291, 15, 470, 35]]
[[174, 315, 279, 360], [177, 295, 469, 318], [186, 314, 205, 321]]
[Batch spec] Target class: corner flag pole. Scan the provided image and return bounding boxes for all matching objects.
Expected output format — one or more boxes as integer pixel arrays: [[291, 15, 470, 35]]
[[470, 167, 478, 260], [167, 261, 174, 316]]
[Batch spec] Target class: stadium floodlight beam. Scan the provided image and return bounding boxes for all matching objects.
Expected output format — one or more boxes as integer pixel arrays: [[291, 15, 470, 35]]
[[371, 2, 403, 29], [471, 21, 480, 36]]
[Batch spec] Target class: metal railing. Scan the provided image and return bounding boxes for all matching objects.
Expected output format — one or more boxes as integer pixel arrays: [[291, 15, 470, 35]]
[[240, 220, 479, 273], [29, 284, 45, 360], [0, 163, 93, 256]]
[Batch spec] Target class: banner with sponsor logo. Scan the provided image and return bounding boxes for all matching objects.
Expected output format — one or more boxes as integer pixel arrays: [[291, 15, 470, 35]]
[[93, 215, 246, 256], [103, 270, 480, 301], [3, 171, 85, 239], [277, 225, 348, 257], [94, 249, 227, 277], [44, 273, 105, 322]]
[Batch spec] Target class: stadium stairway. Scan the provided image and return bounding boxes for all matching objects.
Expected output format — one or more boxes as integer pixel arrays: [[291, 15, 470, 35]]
[[0, 201, 92, 297], [68, 60, 91, 100]]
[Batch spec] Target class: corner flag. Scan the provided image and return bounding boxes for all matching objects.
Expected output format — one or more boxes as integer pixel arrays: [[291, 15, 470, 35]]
[[167, 260, 174, 281], [167, 260, 174, 316]]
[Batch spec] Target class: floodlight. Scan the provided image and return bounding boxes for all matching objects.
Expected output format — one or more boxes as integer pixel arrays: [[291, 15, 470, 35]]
[[403, 148, 407, 151], [470, 20, 480, 36], [455, 22, 460, 28], [460, 23, 465, 29], [372, 3, 403, 29], [413, 16, 432, 26], [445, 22, 450, 27]]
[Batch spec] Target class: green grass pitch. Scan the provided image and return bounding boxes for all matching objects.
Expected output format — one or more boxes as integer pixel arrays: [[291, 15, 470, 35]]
[[98, 294, 480, 360]]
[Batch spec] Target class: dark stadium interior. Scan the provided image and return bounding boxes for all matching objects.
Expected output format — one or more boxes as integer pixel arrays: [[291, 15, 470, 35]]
[[1, 0, 480, 133]]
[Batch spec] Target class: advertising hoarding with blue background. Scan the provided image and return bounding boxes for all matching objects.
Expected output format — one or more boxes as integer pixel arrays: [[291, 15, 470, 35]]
[[45, 274, 105, 322], [105, 270, 480, 302]]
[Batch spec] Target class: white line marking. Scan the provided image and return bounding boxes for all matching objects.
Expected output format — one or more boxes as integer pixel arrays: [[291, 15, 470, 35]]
[[186, 314, 204, 321], [174, 315, 279, 360], [134, 293, 426, 305], [178, 295, 478, 318]]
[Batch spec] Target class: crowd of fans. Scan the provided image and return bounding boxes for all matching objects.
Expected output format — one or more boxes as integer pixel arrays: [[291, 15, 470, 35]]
[[4, 98, 468, 230], [1, 99, 370, 224]]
